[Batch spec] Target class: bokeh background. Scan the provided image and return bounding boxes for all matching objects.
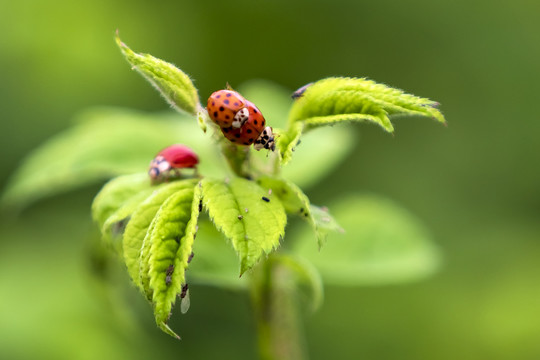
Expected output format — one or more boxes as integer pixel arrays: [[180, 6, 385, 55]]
[[1, 0, 539, 359]]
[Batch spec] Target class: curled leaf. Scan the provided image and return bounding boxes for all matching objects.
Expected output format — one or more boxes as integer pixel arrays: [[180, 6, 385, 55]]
[[279, 77, 445, 163], [145, 186, 199, 338], [121, 180, 198, 292], [116, 33, 200, 115], [92, 173, 151, 227]]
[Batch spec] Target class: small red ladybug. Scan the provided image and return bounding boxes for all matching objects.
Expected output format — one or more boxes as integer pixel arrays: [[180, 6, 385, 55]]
[[207, 90, 248, 129], [148, 144, 199, 183]]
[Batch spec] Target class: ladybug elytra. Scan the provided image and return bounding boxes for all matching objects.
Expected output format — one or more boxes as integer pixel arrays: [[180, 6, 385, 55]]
[[148, 144, 199, 183], [207, 89, 275, 151], [207, 90, 247, 129]]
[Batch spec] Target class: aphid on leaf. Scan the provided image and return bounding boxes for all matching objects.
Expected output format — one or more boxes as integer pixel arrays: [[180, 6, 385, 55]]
[[148, 144, 199, 183], [291, 82, 313, 99], [180, 285, 190, 314], [165, 264, 174, 286], [262, 196, 270, 202]]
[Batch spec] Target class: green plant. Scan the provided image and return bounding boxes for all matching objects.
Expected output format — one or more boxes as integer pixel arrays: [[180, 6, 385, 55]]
[[1, 34, 445, 359]]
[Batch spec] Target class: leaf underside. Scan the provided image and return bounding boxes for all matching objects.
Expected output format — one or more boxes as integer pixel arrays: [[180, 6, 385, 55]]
[[278, 77, 446, 164]]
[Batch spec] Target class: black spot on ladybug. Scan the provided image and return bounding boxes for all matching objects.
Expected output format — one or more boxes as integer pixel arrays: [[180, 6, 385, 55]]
[[243, 141, 250, 145], [231, 139, 236, 142], [223, 127, 230, 133], [253, 109, 258, 113], [262, 120, 265, 125], [235, 134, 241, 138], [219, 106, 225, 111], [247, 129, 252, 134], [254, 120, 258, 125], [216, 94, 221, 98], [213, 111, 218, 118], [262, 196, 270, 202], [249, 138, 254, 141], [188, 251, 194, 263], [226, 93, 232, 97], [212, 101, 215, 106], [224, 99, 230, 105], [234, 102, 239, 106]]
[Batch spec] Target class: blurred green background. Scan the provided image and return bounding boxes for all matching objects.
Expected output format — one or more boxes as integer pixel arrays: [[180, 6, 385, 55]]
[[1, 0, 539, 359]]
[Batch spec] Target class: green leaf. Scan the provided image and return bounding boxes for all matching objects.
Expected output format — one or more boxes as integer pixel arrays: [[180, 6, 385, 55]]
[[290, 77, 445, 126], [238, 80, 355, 185], [122, 179, 198, 292], [187, 219, 248, 290], [309, 204, 344, 248], [115, 33, 200, 115], [256, 176, 311, 215], [272, 254, 324, 312], [291, 194, 440, 285], [201, 178, 287, 275], [1, 107, 226, 210], [276, 122, 304, 165], [255, 176, 342, 249], [100, 186, 159, 246], [92, 173, 151, 227], [279, 77, 445, 163], [144, 186, 199, 339]]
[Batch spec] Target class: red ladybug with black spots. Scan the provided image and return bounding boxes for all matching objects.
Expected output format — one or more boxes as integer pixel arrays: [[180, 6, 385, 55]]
[[207, 90, 247, 129], [207, 89, 275, 151]]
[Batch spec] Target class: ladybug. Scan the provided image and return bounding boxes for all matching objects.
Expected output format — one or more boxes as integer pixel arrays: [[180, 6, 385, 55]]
[[207, 90, 248, 129], [148, 144, 199, 183], [220, 101, 275, 151]]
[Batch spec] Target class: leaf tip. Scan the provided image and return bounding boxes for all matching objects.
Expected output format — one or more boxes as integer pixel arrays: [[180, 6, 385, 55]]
[[159, 321, 182, 340]]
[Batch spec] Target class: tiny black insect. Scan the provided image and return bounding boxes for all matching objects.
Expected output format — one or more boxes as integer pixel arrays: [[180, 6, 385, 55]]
[[262, 196, 270, 202], [181, 284, 189, 298], [198, 200, 202, 212]]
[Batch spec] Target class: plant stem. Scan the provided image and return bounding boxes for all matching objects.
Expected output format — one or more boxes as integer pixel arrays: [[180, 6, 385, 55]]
[[221, 142, 251, 178], [250, 256, 307, 360]]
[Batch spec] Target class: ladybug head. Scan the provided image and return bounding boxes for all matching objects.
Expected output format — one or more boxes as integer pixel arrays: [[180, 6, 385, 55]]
[[148, 155, 171, 181], [254, 127, 275, 152]]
